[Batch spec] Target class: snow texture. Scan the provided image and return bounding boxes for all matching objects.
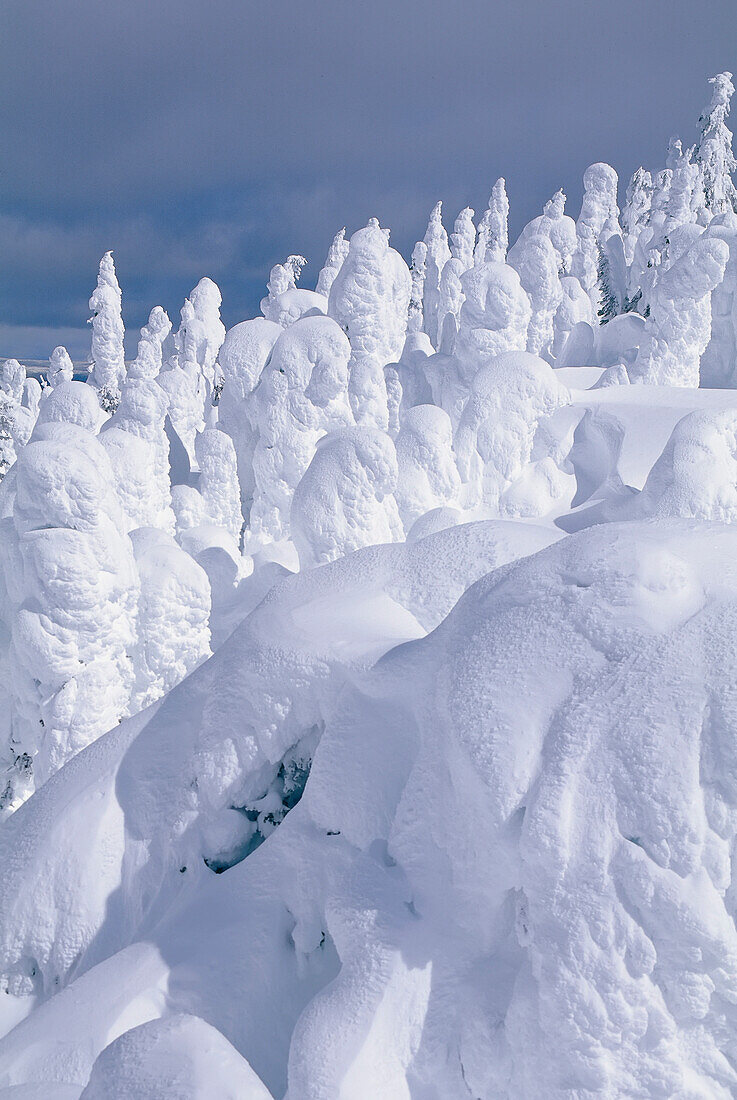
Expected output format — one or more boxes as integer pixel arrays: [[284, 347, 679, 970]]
[[5, 68, 737, 1100]]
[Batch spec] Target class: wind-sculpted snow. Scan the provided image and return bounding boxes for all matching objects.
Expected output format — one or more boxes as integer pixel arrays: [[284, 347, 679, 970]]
[[5, 519, 737, 1097], [291, 426, 403, 567], [248, 315, 354, 550], [290, 520, 737, 1098], [0, 518, 559, 1092], [79, 1014, 273, 1099], [631, 235, 729, 386], [453, 261, 532, 388], [3, 66, 737, 1099], [328, 219, 411, 430], [454, 351, 571, 514], [2, 423, 138, 796]]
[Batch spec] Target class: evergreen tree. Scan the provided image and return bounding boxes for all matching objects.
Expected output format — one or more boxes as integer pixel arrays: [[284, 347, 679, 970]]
[[421, 201, 451, 347], [48, 346, 74, 389], [316, 229, 349, 297], [88, 251, 125, 411], [407, 240, 427, 332], [694, 71, 737, 216], [664, 138, 699, 235], [450, 207, 476, 270], [596, 241, 619, 324], [621, 167, 653, 266], [474, 178, 509, 265]]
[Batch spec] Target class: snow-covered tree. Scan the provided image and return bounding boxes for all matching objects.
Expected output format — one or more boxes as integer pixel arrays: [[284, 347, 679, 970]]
[[261, 254, 325, 328], [103, 307, 175, 533], [291, 426, 403, 567], [509, 190, 577, 279], [421, 201, 452, 347], [0, 361, 38, 471], [454, 351, 570, 513], [649, 167, 673, 237], [0, 398, 15, 482], [328, 219, 411, 430], [395, 404, 461, 530], [129, 527, 211, 712], [694, 71, 737, 217], [453, 261, 532, 389], [407, 240, 427, 333], [571, 163, 621, 314], [394, 330, 435, 411], [2, 422, 138, 793], [697, 214, 737, 387], [551, 275, 595, 360], [664, 137, 700, 236], [508, 233, 563, 357], [621, 167, 653, 266], [316, 228, 349, 297], [436, 258, 466, 354], [630, 235, 729, 385], [0, 359, 24, 406], [188, 277, 226, 391], [474, 178, 509, 265], [34, 378, 103, 435], [450, 207, 476, 270], [47, 346, 73, 389], [88, 251, 125, 410], [249, 315, 354, 548], [217, 317, 282, 523], [157, 298, 207, 462], [195, 427, 244, 545], [596, 241, 620, 323]]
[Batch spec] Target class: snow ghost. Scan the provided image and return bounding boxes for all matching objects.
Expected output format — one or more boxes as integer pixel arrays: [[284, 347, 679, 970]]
[[395, 404, 461, 530], [249, 314, 354, 548], [291, 426, 403, 567], [328, 218, 411, 430]]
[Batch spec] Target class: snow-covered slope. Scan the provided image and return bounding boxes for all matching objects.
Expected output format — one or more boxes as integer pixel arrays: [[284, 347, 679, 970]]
[[5, 506, 737, 1097], [5, 68, 737, 1099]]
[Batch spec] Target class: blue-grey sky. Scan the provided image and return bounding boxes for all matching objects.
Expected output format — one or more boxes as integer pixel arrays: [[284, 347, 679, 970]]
[[2, 0, 736, 359]]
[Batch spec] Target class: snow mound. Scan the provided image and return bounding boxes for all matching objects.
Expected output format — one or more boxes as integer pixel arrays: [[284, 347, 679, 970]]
[[636, 406, 737, 520], [80, 1014, 273, 1099], [292, 520, 737, 1097]]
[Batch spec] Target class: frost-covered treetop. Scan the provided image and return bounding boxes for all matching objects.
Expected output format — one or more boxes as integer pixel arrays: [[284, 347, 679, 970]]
[[695, 70, 737, 215], [128, 306, 171, 380], [88, 250, 125, 401], [48, 345, 74, 388], [0, 358, 25, 402], [450, 207, 476, 268], [316, 228, 349, 297], [544, 189, 565, 220], [475, 177, 509, 265]]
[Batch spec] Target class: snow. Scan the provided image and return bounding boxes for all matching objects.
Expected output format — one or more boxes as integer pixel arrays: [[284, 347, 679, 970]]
[[328, 219, 411, 429], [6, 68, 737, 1098], [290, 426, 403, 567], [87, 252, 125, 404], [454, 261, 532, 386], [80, 1014, 273, 1099], [248, 314, 354, 549]]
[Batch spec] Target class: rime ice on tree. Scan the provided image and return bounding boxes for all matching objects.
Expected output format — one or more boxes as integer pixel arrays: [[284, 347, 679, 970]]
[[695, 71, 737, 217], [475, 178, 509, 265], [88, 251, 126, 410]]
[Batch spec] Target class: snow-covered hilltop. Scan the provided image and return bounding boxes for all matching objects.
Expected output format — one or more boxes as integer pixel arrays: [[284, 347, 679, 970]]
[[2, 72, 737, 1098]]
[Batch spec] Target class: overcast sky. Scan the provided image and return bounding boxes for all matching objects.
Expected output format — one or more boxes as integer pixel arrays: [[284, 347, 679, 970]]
[[2, 0, 737, 359]]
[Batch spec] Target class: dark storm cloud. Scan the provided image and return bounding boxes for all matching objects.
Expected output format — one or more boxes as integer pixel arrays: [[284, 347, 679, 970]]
[[2, 0, 737, 357]]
